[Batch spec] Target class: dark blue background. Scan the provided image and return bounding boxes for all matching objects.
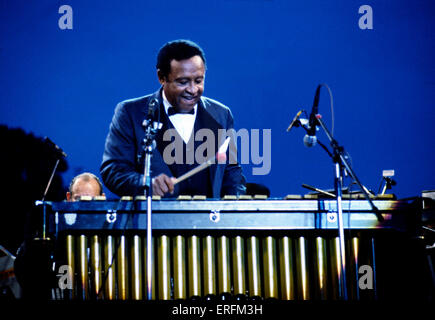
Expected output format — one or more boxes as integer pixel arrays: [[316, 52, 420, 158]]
[[1, 0, 434, 199]]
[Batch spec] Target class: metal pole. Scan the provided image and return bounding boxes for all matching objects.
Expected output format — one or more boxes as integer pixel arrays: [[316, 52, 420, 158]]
[[146, 192, 153, 300], [143, 147, 153, 300], [334, 161, 348, 300], [316, 116, 383, 222], [142, 110, 161, 300], [41, 159, 60, 240], [42, 159, 59, 201]]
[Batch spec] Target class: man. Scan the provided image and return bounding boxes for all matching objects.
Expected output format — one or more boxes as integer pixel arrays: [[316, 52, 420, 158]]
[[66, 172, 104, 201], [14, 172, 104, 299], [101, 39, 246, 198]]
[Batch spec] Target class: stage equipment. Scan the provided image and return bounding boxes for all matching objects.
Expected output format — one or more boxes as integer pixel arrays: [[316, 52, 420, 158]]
[[288, 84, 383, 300], [141, 97, 162, 300], [44, 197, 413, 301]]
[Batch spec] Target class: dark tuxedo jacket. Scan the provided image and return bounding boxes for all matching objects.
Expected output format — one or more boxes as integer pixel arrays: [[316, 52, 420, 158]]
[[100, 89, 246, 198]]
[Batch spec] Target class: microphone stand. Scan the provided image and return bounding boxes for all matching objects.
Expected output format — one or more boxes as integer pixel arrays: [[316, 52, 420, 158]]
[[33, 139, 66, 299], [296, 114, 384, 300], [39, 159, 60, 241], [142, 113, 161, 300], [36, 138, 67, 241], [312, 114, 384, 300], [313, 115, 384, 222]]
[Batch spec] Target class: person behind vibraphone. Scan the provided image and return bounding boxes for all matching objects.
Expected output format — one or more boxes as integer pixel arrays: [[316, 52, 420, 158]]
[[100, 39, 246, 198], [62, 172, 106, 300], [66, 172, 105, 201], [14, 172, 104, 299]]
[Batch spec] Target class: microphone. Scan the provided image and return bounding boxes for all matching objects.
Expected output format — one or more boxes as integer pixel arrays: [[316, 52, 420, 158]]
[[303, 85, 321, 147], [44, 137, 67, 158], [147, 98, 159, 119], [286, 110, 303, 132]]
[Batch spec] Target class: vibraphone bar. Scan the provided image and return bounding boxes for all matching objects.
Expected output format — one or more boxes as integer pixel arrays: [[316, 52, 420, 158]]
[[46, 198, 411, 301]]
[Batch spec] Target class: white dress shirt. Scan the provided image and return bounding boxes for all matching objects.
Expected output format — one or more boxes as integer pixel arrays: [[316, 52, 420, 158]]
[[162, 91, 197, 144]]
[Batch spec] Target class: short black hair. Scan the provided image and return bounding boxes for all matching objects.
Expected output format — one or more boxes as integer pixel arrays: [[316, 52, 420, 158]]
[[156, 39, 206, 79]]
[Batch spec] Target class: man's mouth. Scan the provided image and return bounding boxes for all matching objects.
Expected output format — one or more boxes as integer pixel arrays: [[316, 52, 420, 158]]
[[181, 95, 196, 101]]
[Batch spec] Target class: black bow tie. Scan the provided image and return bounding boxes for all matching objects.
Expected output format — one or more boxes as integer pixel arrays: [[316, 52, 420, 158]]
[[167, 107, 195, 116]]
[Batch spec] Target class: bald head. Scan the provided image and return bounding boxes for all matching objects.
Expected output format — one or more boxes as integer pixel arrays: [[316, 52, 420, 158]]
[[67, 173, 104, 201]]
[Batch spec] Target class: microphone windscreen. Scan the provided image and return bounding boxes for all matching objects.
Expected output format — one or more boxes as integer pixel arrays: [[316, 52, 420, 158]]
[[303, 134, 317, 148]]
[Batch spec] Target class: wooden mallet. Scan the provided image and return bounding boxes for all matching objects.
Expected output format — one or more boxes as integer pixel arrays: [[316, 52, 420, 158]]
[[172, 137, 230, 185]]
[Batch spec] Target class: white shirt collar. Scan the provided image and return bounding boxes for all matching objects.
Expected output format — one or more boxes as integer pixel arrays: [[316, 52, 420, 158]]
[[162, 90, 197, 144], [162, 90, 197, 116]]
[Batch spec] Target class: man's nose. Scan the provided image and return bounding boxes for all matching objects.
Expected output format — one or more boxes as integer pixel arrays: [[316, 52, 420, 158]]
[[185, 82, 199, 95]]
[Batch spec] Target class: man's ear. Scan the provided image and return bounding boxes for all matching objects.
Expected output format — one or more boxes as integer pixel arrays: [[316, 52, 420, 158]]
[[66, 192, 72, 201], [157, 69, 165, 86]]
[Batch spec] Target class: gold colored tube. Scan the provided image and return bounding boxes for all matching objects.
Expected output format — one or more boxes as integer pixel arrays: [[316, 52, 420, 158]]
[[144, 236, 155, 300], [173, 235, 187, 299], [131, 235, 143, 300], [188, 235, 202, 298], [315, 237, 328, 300], [263, 236, 278, 299], [90, 235, 102, 299], [202, 236, 216, 297], [330, 236, 342, 300], [158, 235, 171, 300], [78, 235, 88, 300], [247, 236, 262, 298], [295, 236, 310, 300], [104, 235, 116, 300], [232, 236, 246, 297], [350, 236, 360, 300], [66, 235, 75, 299], [278, 236, 295, 300], [117, 235, 129, 300], [217, 236, 231, 296]]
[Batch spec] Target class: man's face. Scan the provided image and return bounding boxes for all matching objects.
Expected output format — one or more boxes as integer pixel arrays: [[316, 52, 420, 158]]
[[158, 55, 205, 112], [67, 178, 101, 201]]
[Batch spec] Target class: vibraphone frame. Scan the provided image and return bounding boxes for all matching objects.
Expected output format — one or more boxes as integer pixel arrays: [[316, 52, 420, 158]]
[[46, 198, 411, 301]]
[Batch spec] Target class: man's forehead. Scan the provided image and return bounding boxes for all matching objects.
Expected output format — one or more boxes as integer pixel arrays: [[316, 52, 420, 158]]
[[169, 56, 205, 73], [72, 177, 99, 191]]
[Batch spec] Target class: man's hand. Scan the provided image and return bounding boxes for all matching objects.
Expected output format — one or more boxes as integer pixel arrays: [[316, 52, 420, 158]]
[[152, 173, 176, 196]]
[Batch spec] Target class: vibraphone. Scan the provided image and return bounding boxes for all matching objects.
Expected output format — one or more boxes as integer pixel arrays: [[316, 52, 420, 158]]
[[46, 197, 411, 301]]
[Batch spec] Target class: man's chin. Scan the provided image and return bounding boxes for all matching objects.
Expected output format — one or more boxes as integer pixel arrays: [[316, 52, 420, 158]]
[[178, 98, 199, 110]]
